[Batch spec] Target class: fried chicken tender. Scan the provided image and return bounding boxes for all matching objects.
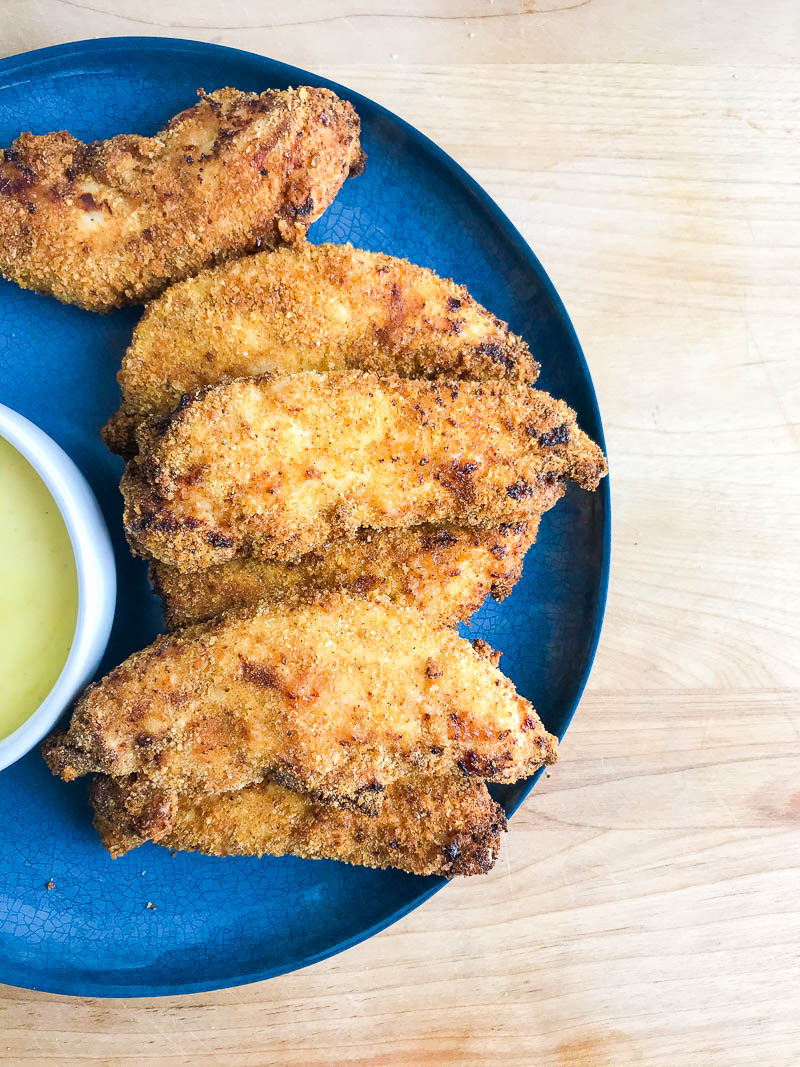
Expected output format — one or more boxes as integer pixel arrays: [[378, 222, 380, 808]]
[[42, 593, 558, 807], [90, 773, 507, 876], [123, 371, 607, 571], [0, 87, 364, 311], [151, 517, 546, 630], [102, 242, 539, 455]]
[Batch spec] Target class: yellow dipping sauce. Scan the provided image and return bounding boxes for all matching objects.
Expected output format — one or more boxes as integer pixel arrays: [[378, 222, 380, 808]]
[[0, 436, 78, 739]]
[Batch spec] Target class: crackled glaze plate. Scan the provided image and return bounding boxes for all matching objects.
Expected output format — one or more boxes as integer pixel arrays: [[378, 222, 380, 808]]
[[0, 38, 609, 997]]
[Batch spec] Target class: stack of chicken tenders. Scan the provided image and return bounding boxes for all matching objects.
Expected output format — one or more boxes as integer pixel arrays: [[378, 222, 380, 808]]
[[0, 85, 606, 877]]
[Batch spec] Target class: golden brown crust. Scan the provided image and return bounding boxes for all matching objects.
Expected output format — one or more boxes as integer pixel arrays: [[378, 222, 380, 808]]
[[151, 518, 544, 630], [102, 410, 140, 458], [90, 773, 507, 876], [0, 87, 363, 311], [123, 371, 606, 571], [42, 592, 558, 804], [102, 242, 539, 455], [90, 775, 179, 855]]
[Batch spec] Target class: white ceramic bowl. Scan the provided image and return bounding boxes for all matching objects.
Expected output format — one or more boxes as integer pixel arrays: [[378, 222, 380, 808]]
[[0, 404, 116, 772]]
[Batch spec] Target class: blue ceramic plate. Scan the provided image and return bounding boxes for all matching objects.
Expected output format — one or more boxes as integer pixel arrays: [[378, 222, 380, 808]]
[[0, 38, 609, 997]]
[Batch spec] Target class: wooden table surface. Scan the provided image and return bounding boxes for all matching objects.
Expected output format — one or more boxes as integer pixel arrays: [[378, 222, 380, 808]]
[[1, 3, 798, 1064]]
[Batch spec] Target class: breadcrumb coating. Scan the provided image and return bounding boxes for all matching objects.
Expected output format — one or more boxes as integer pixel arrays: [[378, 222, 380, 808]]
[[123, 371, 607, 570], [151, 517, 547, 630], [103, 242, 539, 455], [90, 773, 507, 876], [42, 592, 558, 807], [0, 87, 364, 311]]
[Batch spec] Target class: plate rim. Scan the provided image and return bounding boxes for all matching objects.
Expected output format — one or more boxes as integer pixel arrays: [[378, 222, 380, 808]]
[[0, 35, 611, 998]]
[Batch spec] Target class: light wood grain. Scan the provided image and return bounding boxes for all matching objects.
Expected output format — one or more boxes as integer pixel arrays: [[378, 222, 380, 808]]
[[1, 1, 799, 65], [0, 3, 798, 1064]]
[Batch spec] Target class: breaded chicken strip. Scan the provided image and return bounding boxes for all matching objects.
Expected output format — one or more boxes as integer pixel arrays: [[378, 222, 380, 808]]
[[42, 593, 558, 807], [151, 517, 546, 630], [90, 773, 507, 876], [0, 87, 364, 311], [102, 242, 539, 455], [123, 371, 607, 571]]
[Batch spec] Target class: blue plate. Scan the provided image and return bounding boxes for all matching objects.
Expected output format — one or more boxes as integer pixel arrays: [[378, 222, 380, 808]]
[[0, 37, 609, 997]]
